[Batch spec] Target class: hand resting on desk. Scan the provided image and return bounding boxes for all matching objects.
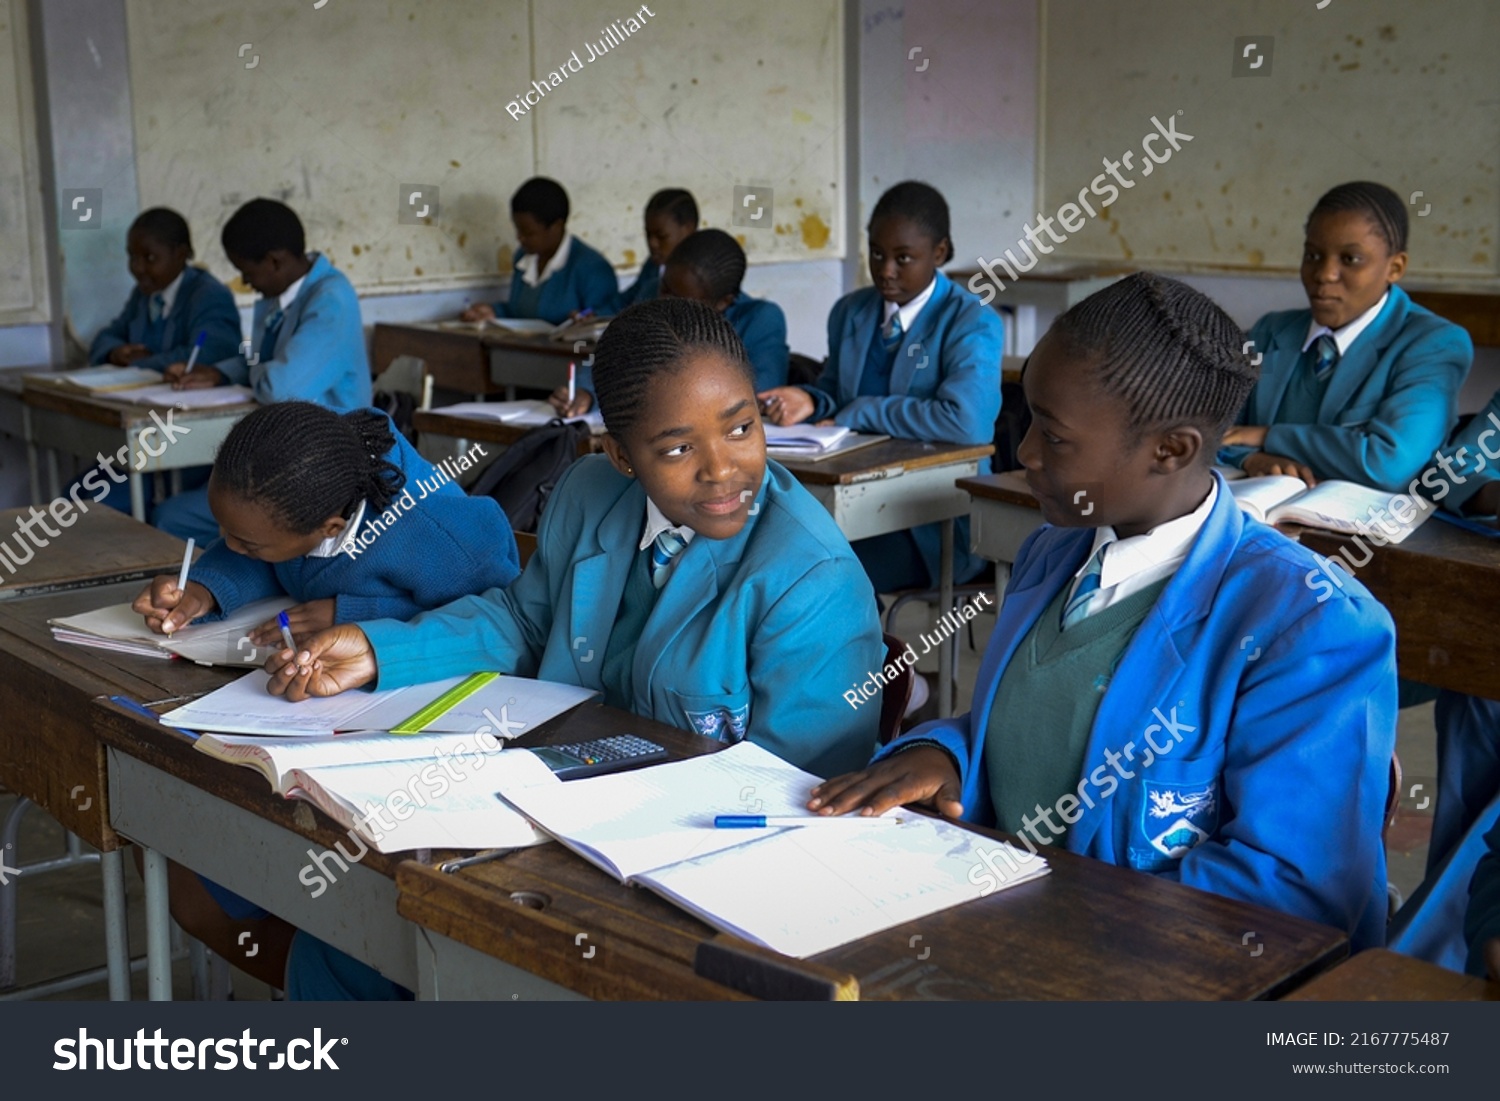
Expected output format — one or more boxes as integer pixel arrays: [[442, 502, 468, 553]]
[[263, 623, 378, 701], [246, 598, 335, 647], [807, 745, 965, 819]]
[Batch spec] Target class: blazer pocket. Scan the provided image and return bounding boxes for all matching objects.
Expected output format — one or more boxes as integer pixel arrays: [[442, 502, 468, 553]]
[[1123, 754, 1224, 874], [668, 687, 752, 745], [1336, 400, 1380, 429]]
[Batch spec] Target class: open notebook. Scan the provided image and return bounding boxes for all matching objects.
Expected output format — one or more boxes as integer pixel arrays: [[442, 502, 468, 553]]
[[494, 742, 1048, 958], [197, 728, 558, 854], [50, 597, 290, 667], [438, 318, 555, 336], [763, 424, 889, 461], [27, 365, 164, 392], [435, 399, 604, 433], [1229, 476, 1435, 543], [160, 669, 597, 737], [117, 384, 256, 409]]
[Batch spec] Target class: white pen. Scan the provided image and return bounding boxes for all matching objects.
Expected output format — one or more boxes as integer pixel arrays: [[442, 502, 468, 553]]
[[182, 330, 207, 375], [166, 537, 194, 634]]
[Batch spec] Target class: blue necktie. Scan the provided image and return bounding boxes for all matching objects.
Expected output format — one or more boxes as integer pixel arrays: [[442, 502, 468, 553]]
[[882, 310, 904, 350], [650, 529, 687, 589], [1311, 333, 1339, 382], [1060, 547, 1107, 630], [147, 293, 165, 323], [259, 307, 285, 361]]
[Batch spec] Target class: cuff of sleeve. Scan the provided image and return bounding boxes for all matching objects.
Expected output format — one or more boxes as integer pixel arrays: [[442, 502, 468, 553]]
[[804, 386, 838, 423]]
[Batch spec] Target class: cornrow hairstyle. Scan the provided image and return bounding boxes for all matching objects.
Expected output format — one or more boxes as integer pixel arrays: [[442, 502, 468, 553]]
[[645, 188, 699, 228], [1306, 181, 1409, 255], [592, 297, 752, 438], [869, 180, 955, 258], [211, 402, 403, 534], [221, 198, 306, 262], [511, 177, 569, 226], [1051, 272, 1256, 445], [131, 208, 193, 255], [664, 229, 746, 301]]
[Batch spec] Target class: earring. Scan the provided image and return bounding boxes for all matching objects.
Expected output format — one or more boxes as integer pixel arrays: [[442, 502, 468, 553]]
[[625, 466, 634, 475]]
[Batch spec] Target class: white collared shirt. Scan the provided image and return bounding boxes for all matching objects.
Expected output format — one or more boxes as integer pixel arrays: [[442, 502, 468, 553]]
[[156, 270, 186, 318], [308, 500, 367, 559], [277, 271, 309, 312], [1069, 480, 1218, 616], [517, 233, 574, 288], [638, 496, 696, 554], [1302, 290, 1389, 356], [881, 275, 938, 335]]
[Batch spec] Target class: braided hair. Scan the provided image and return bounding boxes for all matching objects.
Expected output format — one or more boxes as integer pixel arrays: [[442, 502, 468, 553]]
[[211, 402, 403, 534], [869, 180, 954, 257], [511, 177, 569, 226], [221, 199, 305, 262], [592, 297, 752, 437], [1306, 181, 1409, 255], [645, 188, 699, 229], [131, 208, 193, 255], [664, 229, 746, 301], [1051, 273, 1256, 443]]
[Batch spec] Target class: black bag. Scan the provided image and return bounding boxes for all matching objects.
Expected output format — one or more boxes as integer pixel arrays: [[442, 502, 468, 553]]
[[372, 389, 419, 444], [468, 420, 592, 532]]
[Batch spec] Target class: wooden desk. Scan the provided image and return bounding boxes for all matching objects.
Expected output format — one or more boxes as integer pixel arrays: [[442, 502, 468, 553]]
[[780, 440, 995, 717], [411, 408, 603, 481], [957, 471, 1044, 607], [371, 323, 501, 398], [399, 740, 1347, 1000], [0, 505, 188, 601], [0, 579, 236, 999], [1407, 290, 1500, 349], [1, 367, 40, 502], [21, 381, 257, 521], [482, 331, 582, 399], [1282, 948, 1500, 1001], [1299, 521, 1500, 699]]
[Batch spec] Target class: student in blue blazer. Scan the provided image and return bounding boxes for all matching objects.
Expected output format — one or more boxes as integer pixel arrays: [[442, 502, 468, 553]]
[[266, 298, 885, 999], [811, 274, 1398, 951], [89, 208, 241, 372], [760, 181, 1003, 594], [612, 187, 698, 310], [460, 177, 619, 325], [155, 198, 372, 543], [555, 229, 789, 414], [1465, 818, 1500, 978], [129, 402, 520, 991], [1222, 182, 1471, 492]]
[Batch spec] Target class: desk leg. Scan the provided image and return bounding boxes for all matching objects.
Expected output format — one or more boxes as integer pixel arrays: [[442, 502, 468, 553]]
[[100, 849, 131, 1001], [938, 518, 955, 718], [24, 427, 40, 505], [128, 474, 147, 522], [143, 848, 172, 1000], [44, 448, 60, 501]]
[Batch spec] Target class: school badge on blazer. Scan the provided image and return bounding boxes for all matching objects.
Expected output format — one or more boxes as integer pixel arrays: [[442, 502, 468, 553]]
[[1133, 781, 1219, 871], [683, 703, 750, 744]]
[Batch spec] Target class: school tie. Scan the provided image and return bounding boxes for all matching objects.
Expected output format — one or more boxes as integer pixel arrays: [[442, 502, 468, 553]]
[[881, 310, 904, 349], [1060, 547, 1107, 631], [147, 293, 166, 323], [259, 307, 285, 361], [1311, 333, 1339, 382], [650, 528, 688, 589]]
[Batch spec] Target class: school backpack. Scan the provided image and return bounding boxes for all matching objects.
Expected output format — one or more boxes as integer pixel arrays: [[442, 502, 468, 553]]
[[468, 420, 593, 532]]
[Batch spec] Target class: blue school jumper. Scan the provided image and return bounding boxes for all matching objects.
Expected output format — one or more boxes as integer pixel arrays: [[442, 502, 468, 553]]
[[1229, 286, 1471, 491], [89, 267, 242, 373], [802, 271, 1004, 590], [492, 236, 619, 325], [874, 474, 1398, 950], [1465, 817, 1500, 976], [612, 262, 661, 309], [211, 252, 371, 409], [1426, 388, 1500, 512]]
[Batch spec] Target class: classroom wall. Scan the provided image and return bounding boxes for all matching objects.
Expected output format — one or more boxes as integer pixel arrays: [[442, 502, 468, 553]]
[[0, 0, 48, 328]]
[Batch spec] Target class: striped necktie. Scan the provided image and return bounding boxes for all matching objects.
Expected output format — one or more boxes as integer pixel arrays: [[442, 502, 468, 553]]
[[650, 528, 688, 589], [1311, 333, 1339, 382], [1060, 547, 1107, 631], [147, 293, 166, 323], [881, 310, 903, 349]]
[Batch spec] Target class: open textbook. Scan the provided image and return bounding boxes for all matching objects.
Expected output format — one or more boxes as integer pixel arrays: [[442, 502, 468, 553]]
[[197, 728, 559, 854], [763, 424, 889, 461], [436, 399, 604, 432], [159, 668, 597, 737], [118, 384, 256, 409], [50, 597, 289, 667], [1229, 475, 1435, 544], [494, 742, 1048, 958], [27, 365, 164, 392]]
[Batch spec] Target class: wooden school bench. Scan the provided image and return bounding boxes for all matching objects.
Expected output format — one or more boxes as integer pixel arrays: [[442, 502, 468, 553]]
[[1282, 948, 1500, 1001]]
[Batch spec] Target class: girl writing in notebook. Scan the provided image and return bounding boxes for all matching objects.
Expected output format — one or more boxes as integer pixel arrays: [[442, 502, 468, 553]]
[[264, 297, 884, 998], [1222, 181, 1471, 490], [809, 274, 1399, 951], [129, 401, 521, 988]]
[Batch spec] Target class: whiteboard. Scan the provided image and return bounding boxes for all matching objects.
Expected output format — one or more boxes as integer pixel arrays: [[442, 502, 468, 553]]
[[124, 0, 844, 295], [0, 0, 48, 322], [1040, 0, 1500, 279]]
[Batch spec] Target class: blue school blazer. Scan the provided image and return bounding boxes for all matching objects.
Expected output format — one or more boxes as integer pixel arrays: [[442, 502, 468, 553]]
[[612, 262, 660, 310], [1235, 286, 1471, 491], [1425, 388, 1500, 511], [89, 267, 242, 373], [494, 237, 620, 325], [875, 475, 1398, 950], [188, 421, 519, 625], [725, 291, 790, 392], [360, 455, 885, 779], [1465, 818, 1500, 975], [212, 253, 371, 410]]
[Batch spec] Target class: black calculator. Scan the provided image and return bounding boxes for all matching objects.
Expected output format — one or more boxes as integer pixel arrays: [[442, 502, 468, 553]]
[[530, 735, 669, 779]]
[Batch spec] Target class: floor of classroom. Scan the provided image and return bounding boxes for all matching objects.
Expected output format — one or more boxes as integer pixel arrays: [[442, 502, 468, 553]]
[[1, 601, 1440, 1000]]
